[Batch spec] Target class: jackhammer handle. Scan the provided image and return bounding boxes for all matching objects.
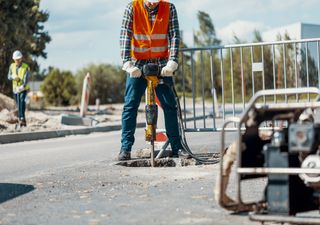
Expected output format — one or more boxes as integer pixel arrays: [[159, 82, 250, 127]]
[[142, 63, 160, 77]]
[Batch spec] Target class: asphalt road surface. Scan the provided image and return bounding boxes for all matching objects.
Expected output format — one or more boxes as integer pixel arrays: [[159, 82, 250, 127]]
[[0, 128, 262, 225]]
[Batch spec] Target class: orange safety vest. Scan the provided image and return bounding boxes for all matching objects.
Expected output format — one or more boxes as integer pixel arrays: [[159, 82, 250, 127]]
[[131, 0, 170, 60]]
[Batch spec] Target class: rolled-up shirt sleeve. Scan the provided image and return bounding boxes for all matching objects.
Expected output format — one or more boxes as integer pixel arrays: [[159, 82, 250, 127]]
[[168, 4, 180, 63], [7, 66, 13, 80], [120, 3, 133, 64], [23, 68, 30, 87]]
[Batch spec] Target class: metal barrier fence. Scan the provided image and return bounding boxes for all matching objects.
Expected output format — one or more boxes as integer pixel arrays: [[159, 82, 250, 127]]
[[176, 38, 320, 132]]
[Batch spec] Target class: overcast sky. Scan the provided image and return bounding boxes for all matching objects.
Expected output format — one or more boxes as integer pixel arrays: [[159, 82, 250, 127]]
[[38, 0, 320, 72]]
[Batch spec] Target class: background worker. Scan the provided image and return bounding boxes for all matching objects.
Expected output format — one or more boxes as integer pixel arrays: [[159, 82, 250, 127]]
[[119, 0, 186, 160], [7, 50, 30, 127]]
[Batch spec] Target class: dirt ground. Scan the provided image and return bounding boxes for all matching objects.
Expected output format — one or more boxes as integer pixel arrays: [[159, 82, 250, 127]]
[[0, 93, 207, 135], [0, 102, 141, 134]]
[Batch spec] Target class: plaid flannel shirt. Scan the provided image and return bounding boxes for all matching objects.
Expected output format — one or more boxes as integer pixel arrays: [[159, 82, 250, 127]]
[[120, 1, 180, 70]]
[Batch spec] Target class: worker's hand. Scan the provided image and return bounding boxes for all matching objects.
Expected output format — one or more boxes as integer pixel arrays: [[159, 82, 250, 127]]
[[161, 60, 178, 77], [16, 85, 25, 93], [127, 66, 142, 78], [12, 74, 20, 82], [122, 61, 142, 78]]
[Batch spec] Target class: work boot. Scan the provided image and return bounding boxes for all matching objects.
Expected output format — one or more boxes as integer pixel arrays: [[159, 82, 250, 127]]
[[118, 150, 131, 161], [172, 149, 191, 159], [19, 119, 27, 127]]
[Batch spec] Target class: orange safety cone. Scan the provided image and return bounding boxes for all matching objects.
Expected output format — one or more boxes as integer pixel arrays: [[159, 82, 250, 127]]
[[156, 131, 167, 142]]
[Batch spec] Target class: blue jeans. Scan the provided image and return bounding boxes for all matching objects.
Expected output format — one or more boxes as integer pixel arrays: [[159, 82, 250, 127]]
[[121, 75, 182, 154], [14, 91, 27, 120]]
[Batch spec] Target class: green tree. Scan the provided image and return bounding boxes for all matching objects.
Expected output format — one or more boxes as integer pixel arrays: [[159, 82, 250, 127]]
[[275, 32, 295, 89], [300, 45, 319, 88], [252, 31, 274, 93], [221, 30, 275, 103], [175, 31, 192, 94], [41, 68, 77, 106], [222, 36, 250, 103], [194, 11, 221, 47], [75, 64, 125, 104], [0, 0, 51, 95], [190, 11, 221, 99]]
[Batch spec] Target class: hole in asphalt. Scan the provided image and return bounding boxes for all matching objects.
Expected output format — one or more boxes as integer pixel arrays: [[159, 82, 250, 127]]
[[115, 148, 220, 167], [115, 158, 198, 167]]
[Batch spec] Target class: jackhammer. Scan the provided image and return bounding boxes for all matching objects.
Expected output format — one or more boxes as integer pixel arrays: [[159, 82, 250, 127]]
[[142, 63, 161, 167], [141, 62, 220, 166]]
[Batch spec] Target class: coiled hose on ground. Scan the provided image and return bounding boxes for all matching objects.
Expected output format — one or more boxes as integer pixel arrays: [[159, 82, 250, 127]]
[[170, 84, 220, 164]]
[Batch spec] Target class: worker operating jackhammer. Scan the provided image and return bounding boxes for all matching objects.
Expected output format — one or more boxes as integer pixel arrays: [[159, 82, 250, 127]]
[[118, 0, 189, 161]]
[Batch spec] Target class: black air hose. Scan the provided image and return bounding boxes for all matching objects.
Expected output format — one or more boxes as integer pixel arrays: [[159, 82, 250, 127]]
[[169, 83, 220, 164]]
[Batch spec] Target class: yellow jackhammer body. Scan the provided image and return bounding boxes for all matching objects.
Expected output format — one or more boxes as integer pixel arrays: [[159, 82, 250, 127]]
[[143, 63, 161, 167]]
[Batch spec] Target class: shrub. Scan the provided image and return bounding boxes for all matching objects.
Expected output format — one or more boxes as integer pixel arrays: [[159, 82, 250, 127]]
[[41, 68, 77, 106]]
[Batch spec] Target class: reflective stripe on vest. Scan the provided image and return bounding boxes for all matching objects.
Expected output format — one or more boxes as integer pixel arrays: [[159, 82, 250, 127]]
[[133, 34, 168, 40], [133, 46, 168, 53], [131, 0, 170, 60], [10, 63, 30, 92]]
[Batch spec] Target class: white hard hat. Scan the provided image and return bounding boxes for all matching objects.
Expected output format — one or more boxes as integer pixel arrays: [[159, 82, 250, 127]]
[[147, 0, 160, 3], [12, 50, 23, 60]]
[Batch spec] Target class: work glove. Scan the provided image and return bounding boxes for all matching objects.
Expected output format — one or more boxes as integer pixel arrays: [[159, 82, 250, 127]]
[[161, 60, 178, 77], [16, 85, 25, 93], [122, 61, 142, 78]]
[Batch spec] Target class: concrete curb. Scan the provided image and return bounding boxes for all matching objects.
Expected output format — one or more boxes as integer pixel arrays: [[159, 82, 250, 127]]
[[0, 122, 145, 145]]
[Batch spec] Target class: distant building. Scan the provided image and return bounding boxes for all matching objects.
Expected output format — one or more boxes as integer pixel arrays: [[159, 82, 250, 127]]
[[262, 23, 320, 88], [262, 22, 320, 41], [29, 81, 43, 92]]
